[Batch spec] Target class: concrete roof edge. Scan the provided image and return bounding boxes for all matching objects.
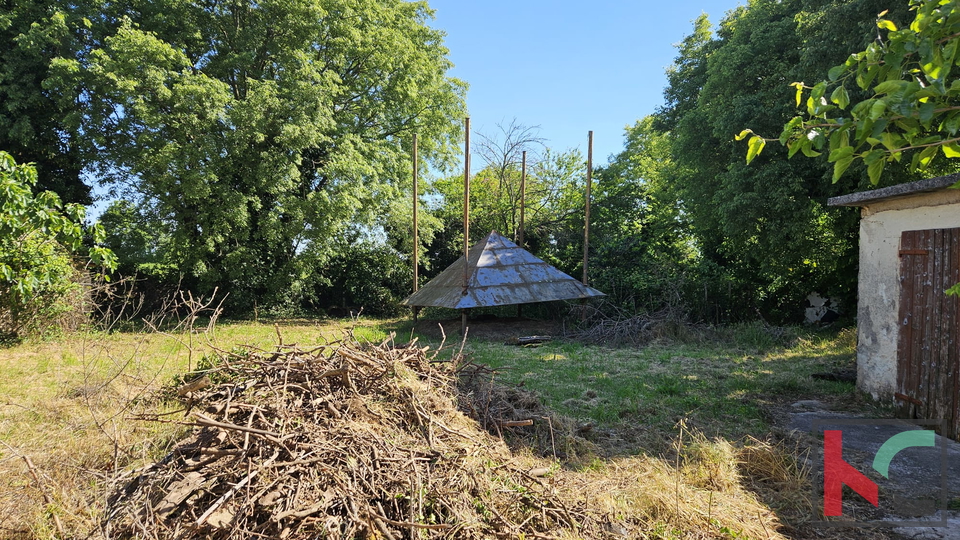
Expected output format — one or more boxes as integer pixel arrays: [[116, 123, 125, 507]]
[[827, 173, 960, 207]]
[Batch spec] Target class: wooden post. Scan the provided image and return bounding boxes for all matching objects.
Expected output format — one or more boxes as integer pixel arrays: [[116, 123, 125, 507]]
[[583, 131, 593, 286], [412, 133, 420, 322], [462, 118, 471, 336], [412, 133, 419, 293], [519, 150, 526, 247], [518, 150, 526, 319]]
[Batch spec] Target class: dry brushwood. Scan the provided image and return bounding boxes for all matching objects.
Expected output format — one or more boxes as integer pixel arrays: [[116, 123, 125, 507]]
[[455, 359, 595, 461], [102, 338, 619, 539], [566, 303, 704, 346]]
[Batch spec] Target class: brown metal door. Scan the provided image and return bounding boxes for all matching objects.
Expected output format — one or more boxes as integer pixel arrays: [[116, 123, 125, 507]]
[[896, 228, 960, 439]]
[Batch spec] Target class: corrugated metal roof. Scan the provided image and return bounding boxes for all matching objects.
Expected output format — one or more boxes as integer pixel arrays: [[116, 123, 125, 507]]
[[402, 230, 605, 309]]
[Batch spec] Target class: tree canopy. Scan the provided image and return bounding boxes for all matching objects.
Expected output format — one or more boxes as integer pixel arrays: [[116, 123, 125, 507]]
[[8, 0, 953, 321], [743, 0, 960, 186], [0, 0, 102, 203], [29, 0, 466, 313], [639, 0, 929, 320]]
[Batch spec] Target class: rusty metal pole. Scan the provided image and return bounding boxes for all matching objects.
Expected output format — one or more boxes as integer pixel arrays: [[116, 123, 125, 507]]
[[583, 131, 593, 286], [519, 150, 526, 247], [462, 118, 471, 335], [517, 150, 526, 319], [413, 133, 419, 292], [412, 133, 420, 322]]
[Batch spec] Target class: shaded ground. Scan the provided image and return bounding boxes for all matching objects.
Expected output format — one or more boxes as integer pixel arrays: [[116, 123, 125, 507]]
[[410, 315, 562, 342], [778, 402, 960, 539], [403, 319, 960, 539]]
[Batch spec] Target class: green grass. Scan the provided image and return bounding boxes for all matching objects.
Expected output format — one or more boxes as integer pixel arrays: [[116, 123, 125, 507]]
[[0, 316, 868, 537], [392, 321, 868, 454]]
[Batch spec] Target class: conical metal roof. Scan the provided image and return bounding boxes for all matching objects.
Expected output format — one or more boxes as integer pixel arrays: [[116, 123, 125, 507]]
[[403, 230, 605, 309]]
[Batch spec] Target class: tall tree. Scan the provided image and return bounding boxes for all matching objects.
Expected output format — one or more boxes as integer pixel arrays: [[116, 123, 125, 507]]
[[0, 0, 104, 203], [589, 117, 694, 311], [750, 0, 960, 185], [43, 0, 466, 312], [471, 120, 545, 242], [655, 0, 918, 320]]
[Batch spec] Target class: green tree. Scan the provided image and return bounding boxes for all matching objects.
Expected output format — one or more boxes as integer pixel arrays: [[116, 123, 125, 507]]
[[741, 0, 960, 296], [0, 151, 115, 337], [426, 143, 586, 280], [43, 0, 465, 313], [0, 0, 105, 203], [747, 0, 960, 186], [588, 117, 694, 312], [655, 0, 918, 321]]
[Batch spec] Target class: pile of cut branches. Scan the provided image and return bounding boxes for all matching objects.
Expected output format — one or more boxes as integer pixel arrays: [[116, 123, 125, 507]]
[[567, 303, 704, 346], [102, 338, 613, 539]]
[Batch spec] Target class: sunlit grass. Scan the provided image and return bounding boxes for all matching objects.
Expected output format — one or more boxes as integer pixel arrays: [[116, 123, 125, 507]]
[[0, 317, 859, 538], [400, 322, 864, 455]]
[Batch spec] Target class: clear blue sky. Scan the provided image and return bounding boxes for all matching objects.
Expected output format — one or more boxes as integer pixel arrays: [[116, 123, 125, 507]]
[[427, 0, 745, 166]]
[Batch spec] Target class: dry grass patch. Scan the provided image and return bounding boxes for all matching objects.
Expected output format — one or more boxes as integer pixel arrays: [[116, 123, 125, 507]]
[[0, 319, 386, 539], [0, 320, 816, 539]]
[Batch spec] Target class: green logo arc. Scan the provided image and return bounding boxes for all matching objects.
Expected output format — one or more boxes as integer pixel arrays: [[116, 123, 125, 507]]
[[872, 430, 936, 479]]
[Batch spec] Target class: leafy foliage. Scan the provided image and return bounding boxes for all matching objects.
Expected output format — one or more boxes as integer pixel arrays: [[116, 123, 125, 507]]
[[0, 0, 98, 204], [651, 0, 922, 321], [40, 0, 465, 314], [312, 239, 413, 317], [0, 151, 115, 337], [426, 122, 586, 278], [753, 0, 960, 184], [589, 117, 694, 312]]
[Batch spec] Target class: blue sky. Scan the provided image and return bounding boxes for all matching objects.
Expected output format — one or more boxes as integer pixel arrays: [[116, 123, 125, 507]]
[[427, 0, 745, 166]]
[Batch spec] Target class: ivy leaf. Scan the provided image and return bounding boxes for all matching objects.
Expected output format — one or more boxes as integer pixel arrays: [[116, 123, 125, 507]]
[[832, 155, 855, 182], [790, 82, 804, 107], [874, 80, 907, 94], [914, 145, 939, 170], [828, 145, 855, 163], [919, 101, 936, 125], [867, 156, 885, 184], [942, 143, 960, 158], [947, 282, 960, 297], [869, 99, 887, 120], [801, 145, 822, 158]]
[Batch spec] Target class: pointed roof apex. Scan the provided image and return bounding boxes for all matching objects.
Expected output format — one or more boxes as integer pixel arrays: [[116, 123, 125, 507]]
[[403, 230, 605, 309]]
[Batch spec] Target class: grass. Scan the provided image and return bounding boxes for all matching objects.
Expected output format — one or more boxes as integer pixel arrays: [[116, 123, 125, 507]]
[[0, 316, 871, 538], [408, 322, 871, 455], [0, 317, 393, 538]]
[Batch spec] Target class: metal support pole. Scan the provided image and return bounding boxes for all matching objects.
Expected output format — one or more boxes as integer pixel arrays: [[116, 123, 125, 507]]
[[583, 131, 593, 286], [412, 133, 419, 293], [462, 118, 471, 336], [412, 133, 420, 323], [518, 150, 526, 319], [519, 150, 526, 247]]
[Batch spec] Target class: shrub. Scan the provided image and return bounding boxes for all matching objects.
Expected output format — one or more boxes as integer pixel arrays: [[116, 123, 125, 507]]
[[0, 152, 115, 339]]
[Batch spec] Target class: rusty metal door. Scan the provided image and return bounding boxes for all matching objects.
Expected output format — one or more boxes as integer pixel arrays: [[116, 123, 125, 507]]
[[896, 228, 960, 439]]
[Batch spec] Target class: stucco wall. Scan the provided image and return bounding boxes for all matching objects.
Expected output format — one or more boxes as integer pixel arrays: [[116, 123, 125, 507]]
[[857, 188, 960, 398]]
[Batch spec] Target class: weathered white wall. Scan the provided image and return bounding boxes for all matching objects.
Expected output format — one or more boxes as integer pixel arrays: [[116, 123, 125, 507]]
[[857, 189, 960, 398]]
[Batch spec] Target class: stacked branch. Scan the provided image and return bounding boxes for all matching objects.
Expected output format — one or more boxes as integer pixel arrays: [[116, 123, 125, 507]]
[[102, 339, 615, 539], [567, 303, 705, 346]]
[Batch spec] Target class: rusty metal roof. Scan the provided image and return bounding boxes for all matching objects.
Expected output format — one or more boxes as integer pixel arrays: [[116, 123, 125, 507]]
[[402, 230, 605, 309]]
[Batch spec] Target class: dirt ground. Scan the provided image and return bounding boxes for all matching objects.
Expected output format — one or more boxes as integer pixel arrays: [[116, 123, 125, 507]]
[[410, 316, 563, 342], [405, 318, 960, 539]]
